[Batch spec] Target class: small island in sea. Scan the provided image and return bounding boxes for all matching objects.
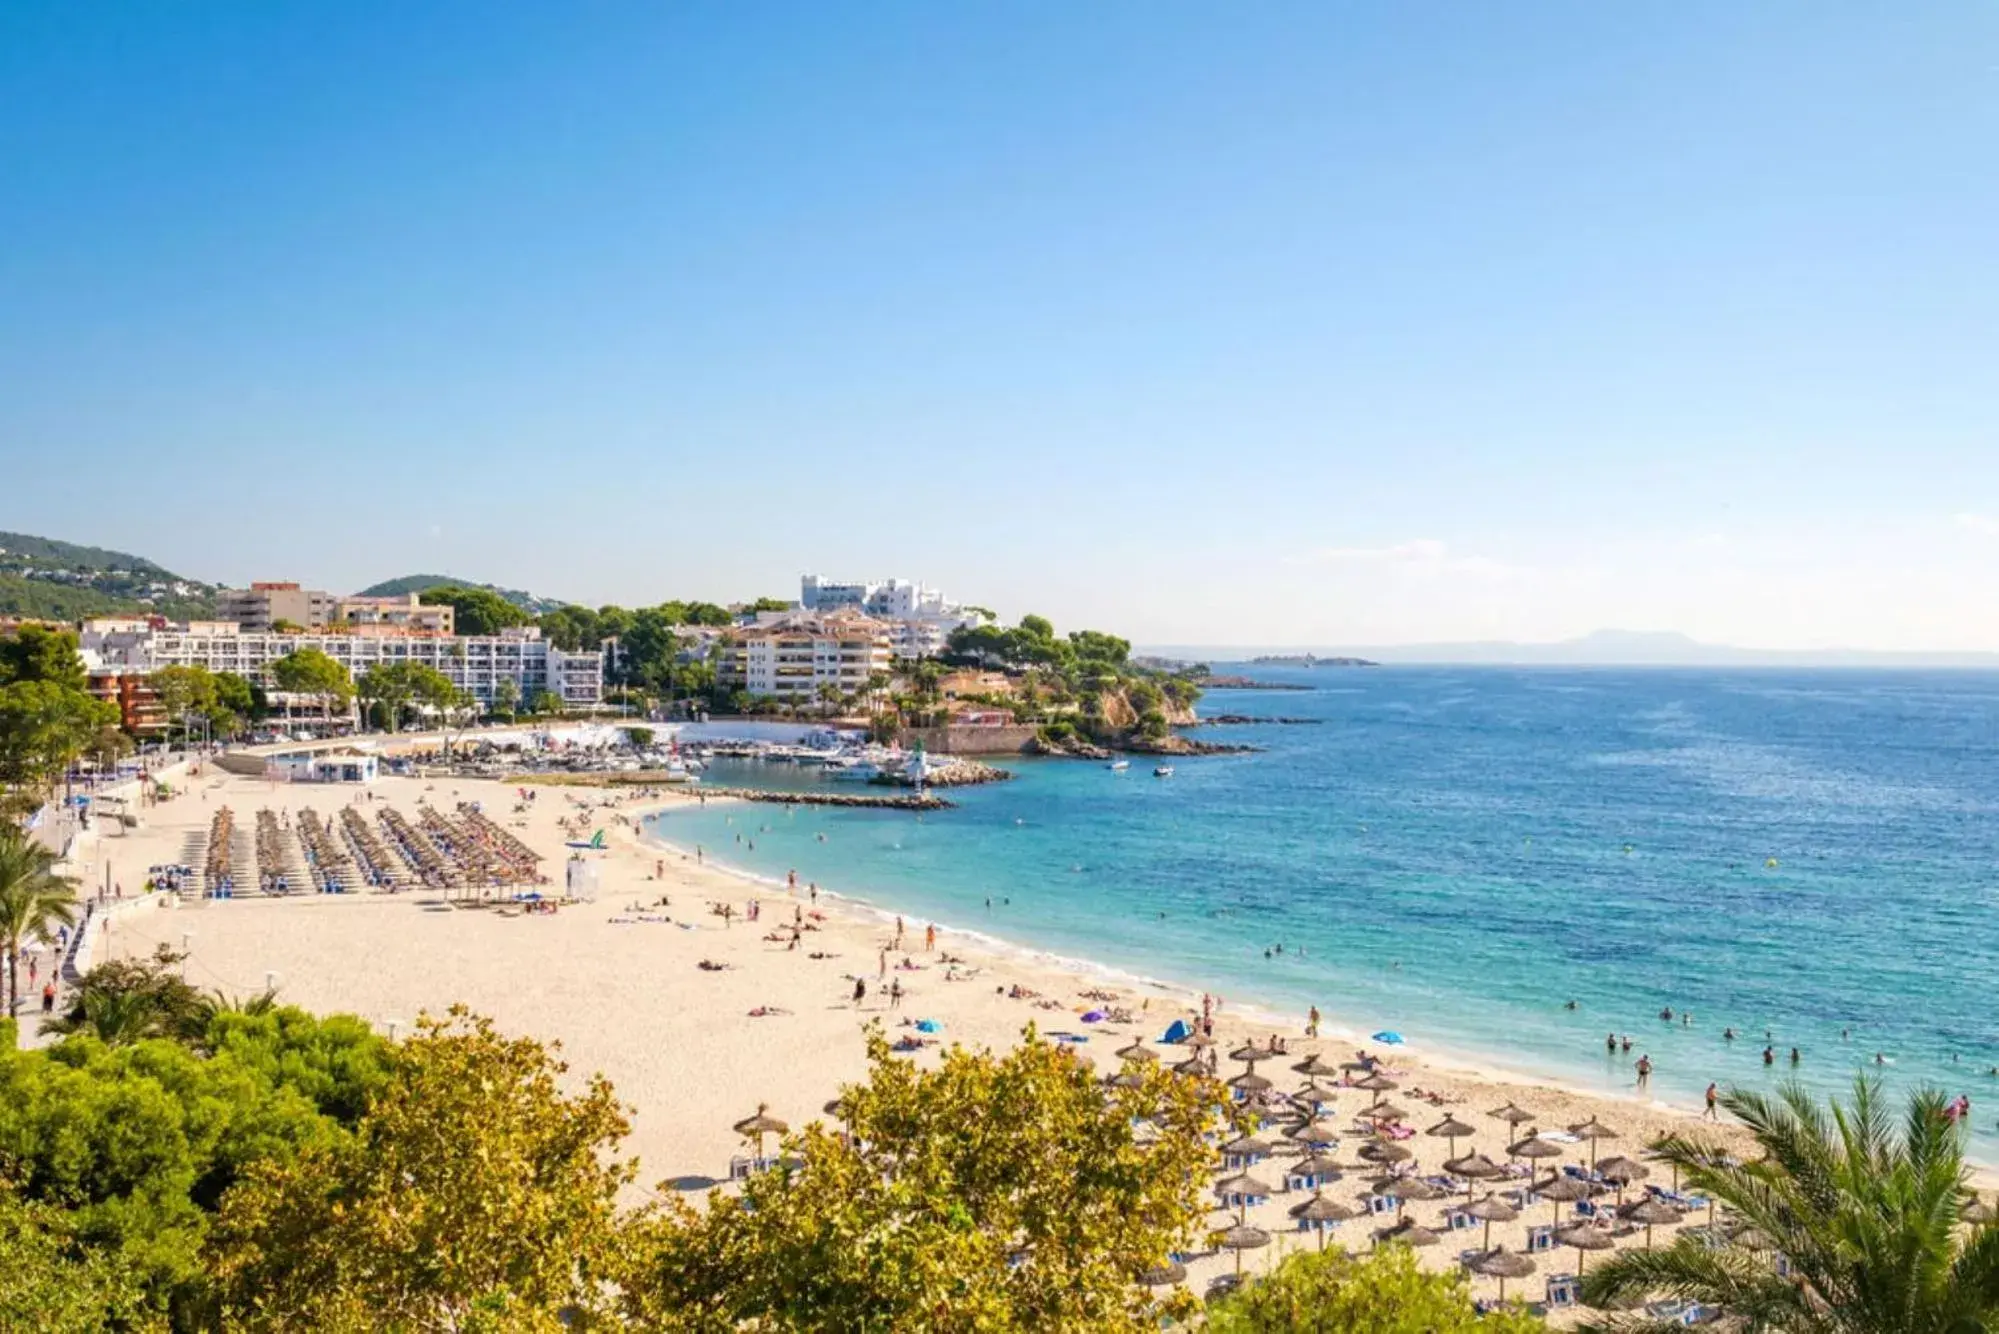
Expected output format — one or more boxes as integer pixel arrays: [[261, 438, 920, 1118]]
[[1248, 652, 1379, 667]]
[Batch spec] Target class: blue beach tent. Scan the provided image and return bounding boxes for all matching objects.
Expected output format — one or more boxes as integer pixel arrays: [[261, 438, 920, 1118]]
[[1161, 1019, 1192, 1045]]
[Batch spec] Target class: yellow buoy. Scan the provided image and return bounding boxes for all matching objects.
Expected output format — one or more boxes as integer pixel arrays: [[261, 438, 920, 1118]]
[[1765, 857, 1780, 869]]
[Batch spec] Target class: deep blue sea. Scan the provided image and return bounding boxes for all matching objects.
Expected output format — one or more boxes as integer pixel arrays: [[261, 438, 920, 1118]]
[[645, 667, 1999, 1159]]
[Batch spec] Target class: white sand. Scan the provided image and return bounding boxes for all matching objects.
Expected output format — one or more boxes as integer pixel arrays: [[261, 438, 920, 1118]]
[[86, 767, 1881, 1311]]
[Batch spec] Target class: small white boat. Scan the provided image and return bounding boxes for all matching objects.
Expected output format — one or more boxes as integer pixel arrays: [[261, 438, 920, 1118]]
[[1153, 765, 1174, 778], [1107, 759, 1130, 771]]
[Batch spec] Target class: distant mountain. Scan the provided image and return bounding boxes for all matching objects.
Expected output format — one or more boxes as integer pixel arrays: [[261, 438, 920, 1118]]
[[1146, 629, 1999, 669], [356, 574, 565, 614], [0, 530, 217, 620]]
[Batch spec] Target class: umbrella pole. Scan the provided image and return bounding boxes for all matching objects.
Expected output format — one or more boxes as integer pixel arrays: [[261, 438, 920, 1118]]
[[1483, 1219, 1493, 1251]]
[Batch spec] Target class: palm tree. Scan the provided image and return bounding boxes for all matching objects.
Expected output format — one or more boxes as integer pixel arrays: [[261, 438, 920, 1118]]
[[0, 824, 81, 1013], [1581, 1078, 1999, 1331]]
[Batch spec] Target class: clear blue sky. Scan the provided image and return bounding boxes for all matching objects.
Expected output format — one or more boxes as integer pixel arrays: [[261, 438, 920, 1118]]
[[3, 3, 1995, 648]]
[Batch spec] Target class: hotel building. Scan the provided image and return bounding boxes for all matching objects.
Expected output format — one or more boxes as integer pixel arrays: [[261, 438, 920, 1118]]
[[215, 582, 338, 631], [719, 611, 894, 701], [796, 574, 985, 660]]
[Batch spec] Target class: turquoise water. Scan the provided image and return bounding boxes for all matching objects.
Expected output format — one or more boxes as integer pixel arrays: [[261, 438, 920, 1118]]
[[646, 668, 1999, 1158]]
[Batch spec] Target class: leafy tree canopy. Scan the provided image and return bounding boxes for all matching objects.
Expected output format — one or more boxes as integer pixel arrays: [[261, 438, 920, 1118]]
[[268, 648, 353, 704], [0, 624, 88, 690], [1206, 1243, 1545, 1333], [419, 585, 532, 637], [621, 1024, 1219, 1331]]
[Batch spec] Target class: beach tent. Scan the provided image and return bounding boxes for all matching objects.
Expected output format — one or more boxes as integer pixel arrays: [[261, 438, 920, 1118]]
[[1161, 1019, 1192, 1044], [1372, 1030, 1405, 1045], [915, 1018, 942, 1033]]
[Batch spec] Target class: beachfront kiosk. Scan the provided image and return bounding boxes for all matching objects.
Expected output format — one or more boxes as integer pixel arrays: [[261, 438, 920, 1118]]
[[264, 748, 380, 785]]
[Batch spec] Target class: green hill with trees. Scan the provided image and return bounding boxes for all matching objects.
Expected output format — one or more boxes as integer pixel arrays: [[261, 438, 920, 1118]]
[[356, 574, 564, 614]]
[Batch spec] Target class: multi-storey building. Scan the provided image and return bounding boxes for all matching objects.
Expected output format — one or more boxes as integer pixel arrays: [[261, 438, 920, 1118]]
[[83, 622, 603, 710], [796, 575, 985, 660], [334, 593, 454, 634], [85, 669, 169, 737], [719, 611, 894, 701], [215, 582, 338, 631]]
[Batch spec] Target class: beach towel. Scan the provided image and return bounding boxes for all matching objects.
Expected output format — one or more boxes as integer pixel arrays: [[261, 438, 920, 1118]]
[[915, 1019, 942, 1033], [1081, 1010, 1107, 1023]]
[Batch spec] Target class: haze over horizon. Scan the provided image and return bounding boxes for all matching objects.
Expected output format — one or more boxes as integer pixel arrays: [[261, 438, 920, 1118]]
[[4, 4, 1995, 650]]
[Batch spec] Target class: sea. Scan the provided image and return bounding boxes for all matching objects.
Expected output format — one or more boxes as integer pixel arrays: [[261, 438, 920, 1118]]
[[642, 667, 1999, 1160]]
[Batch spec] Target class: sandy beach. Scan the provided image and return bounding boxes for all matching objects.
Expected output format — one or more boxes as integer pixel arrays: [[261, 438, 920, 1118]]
[[85, 765, 1795, 1310]]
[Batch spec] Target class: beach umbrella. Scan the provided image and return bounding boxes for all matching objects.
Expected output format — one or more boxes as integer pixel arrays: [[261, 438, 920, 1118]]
[[1621, 1196, 1681, 1248], [1568, 1117, 1620, 1171], [1180, 1031, 1215, 1049], [1531, 1173, 1600, 1225], [1509, 1135, 1563, 1164], [1355, 1072, 1397, 1099], [1340, 1059, 1376, 1073], [1138, 1260, 1187, 1286], [1595, 1155, 1650, 1204], [1444, 1152, 1504, 1200], [1214, 1171, 1277, 1203], [1293, 1053, 1342, 1078], [1374, 1218, 1438, 1249], [1218, 1224, 1270, 1276], [1554, 1221, 1615, 1276], [1367, 1101, 1412, 1123], [732, 1103, 788, 1159], [1462, 1192, 1520, 1250], [1290, 1189, 1359, 1249], [1962, 1194, 1998, 1225], [1230, 1042, 1270, 1063], [1172, 1056, 1208, 1077], [1291, 1152, 1345, 1181], [1471, 1246, 1537, 1302], [1359, 1140, 1412, 1165], [1489, 1102, 1537, 1127], [1295, 1078, 1337, 1108], [1368, 1174, 1442, 1219], [1643, 1144, 1683, 1193], [1426, 1115, 1477, 1157], [821, 1097, 846, 1120], [1116, 1040, 1160, 1063], [1286, 1115, 1340, 1146], [1227, 1071, 1273, 1094], [1221, 1134, 1274, 1160], [1104, 1070, 1145, 1090]]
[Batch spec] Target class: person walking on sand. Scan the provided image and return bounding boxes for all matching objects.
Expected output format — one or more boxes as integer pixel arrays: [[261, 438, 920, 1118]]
[[925, 923, 936, 953], [1704, 1082, 1719, 1120], [853, 978, 867, 1007], [878, 949, 887, 980], [895, 916, 905, 949], [1307, 1005, 1320, 1038], [1635, 1054, 1652, 1089], [889, 978, 903, 1010]]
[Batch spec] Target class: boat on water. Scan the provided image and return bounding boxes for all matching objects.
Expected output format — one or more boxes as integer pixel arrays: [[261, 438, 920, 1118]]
[[1107, 759, 1130, 771], [1153, 765, 1174, 778]]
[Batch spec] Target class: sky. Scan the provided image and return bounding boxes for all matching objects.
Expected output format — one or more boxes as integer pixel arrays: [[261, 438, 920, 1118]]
[[2, 3, 1995, 650]]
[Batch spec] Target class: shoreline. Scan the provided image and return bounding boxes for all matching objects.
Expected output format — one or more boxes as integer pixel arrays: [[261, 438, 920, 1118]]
[[634, 798, 1798, 1164]]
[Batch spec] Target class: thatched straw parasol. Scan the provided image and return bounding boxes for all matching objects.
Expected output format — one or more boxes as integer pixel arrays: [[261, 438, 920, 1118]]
[[1218, 1224, 1270, 1276], [1220, 1133, 1274, 1160], [1509, 1135, 1563, 1163], [1568, 1117, 1619, 1170], [1443, 1151, 1504, 1199], [1489, 1102, 1536, 1126], [1595, 1155, 1650, 1204], [1227, 1071, 1274, 1094], [1359, 1140, 1413, 1165], [1963, 1194, 1998, 1225], [1291, 1188, 1360, 1247], [732, 1103, 788, 1159], [1293, 1053, 1342, 1078], [1531, 1172, 1600, 1224], [1554, 1220, 1615, 1275], [1116, 1040, 1160, 1063], [1374, 1218, 1439, 1250], [1138, 1259, 1187, 1286], [1471, 1245, 1536, 1302], [1426, 1115, 1477, 1157], [1461, 1191, 1520, 1250], [1621, 1195, 1681, 1248]]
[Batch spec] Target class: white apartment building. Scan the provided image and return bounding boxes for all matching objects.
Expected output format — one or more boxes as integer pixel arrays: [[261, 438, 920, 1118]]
[[84, 622, 604, 709], [797, 574, 985, 660], [721, 612, 894, 701]]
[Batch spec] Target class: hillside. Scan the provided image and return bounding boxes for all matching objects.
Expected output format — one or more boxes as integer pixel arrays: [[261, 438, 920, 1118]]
[[356, 573, 563, 614], [0, 530, 217, 620]]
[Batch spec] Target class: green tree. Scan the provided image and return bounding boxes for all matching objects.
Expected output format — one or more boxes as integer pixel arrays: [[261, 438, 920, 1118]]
[[0, 624, 89, 691], [207, 1007, 636, 1331], [149, 665, 218, 745], [746, 596, 791, 613], [419, 586, 531, 637], [213, 672, 263, 725], [269, 648, 353, 728], [0, 1188, 159, 1333], [1580, 1077, 1999, 1332], [621, 1025, 1217, 1331], [527, 689, 562, 717], [491, 675, 521, 721], [0, 680, 119, 796], [1206, 1243, 1545, 1333], [537, 604, 601, 652], [42, 945, 211, 1046], [354, 661, 457, 734], [0, 825, 79, 1012]]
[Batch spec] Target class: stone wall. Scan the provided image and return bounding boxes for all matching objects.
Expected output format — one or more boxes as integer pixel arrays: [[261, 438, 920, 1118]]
[[897, 724, 1041, 755]]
